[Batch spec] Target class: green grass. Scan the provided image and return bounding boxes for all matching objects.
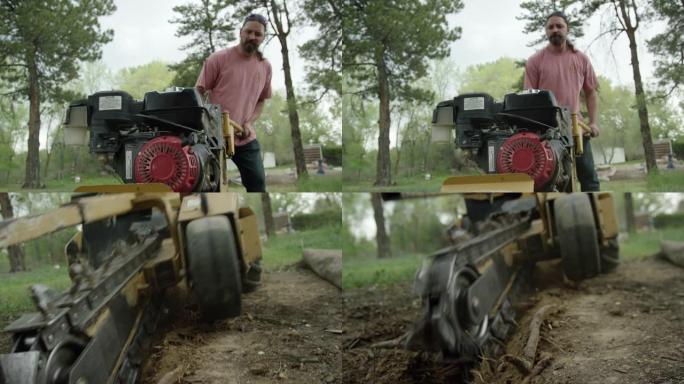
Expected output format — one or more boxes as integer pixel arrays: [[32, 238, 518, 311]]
[[0, 175, 121, 192], [603, 170, 684, 192], [618, 225, 684, 261], [261, 225, 341, 271], [602, 178, 649, 192], [266, 173, 342, 192], [343, 254, 423, 289], [642, 170, 684, 191], [342, 171, 456, 192], [295, 174, 342, 192], [0, 264, 71, 323]]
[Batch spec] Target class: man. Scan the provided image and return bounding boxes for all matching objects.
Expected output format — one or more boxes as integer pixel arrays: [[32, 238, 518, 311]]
[[524, 11, 600, 191], [196, 14, 272, 192]]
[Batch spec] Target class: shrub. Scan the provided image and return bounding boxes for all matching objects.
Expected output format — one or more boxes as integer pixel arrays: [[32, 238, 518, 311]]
[[291, 208, 341, 231], [322, 146, 342, 167], [653, 212, 684, 229]]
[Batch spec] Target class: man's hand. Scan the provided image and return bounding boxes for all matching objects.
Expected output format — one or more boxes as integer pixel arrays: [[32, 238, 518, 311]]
[[239, 121, 253, 139], [588, 122, 600, 138]]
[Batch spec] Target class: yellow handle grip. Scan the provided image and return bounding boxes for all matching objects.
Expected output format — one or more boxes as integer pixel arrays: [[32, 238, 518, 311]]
[[571, 113, 583, 156]]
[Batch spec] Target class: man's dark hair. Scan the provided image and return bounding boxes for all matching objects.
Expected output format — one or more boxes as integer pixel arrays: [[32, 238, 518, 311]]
[[546, 11, 569, 25], [243, 13, 268, 31], [546, 10, 576, 52]]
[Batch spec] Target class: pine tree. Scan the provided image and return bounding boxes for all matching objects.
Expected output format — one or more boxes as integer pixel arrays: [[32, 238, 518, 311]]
[[647, 0, 684, 96], [168, 0, 238, 87], [0, 0, 115, 188], [343, 0, 464, 186]]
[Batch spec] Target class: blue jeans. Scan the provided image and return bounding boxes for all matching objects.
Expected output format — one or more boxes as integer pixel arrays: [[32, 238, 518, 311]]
[[232, 139, 266, 192], [577, 137, 600, 191]]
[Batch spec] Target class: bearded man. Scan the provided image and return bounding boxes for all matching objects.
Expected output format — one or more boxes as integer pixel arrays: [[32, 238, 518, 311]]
[[524, 11, 601, 191], [196, 13, 272, 192]]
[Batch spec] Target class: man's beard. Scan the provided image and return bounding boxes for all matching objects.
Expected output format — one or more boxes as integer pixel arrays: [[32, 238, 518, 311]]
[[242, 40, 259, 54], [549, 33, 565, 46]]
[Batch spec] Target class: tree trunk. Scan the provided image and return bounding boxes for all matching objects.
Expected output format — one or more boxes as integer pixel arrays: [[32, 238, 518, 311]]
[[624, 192, 636, 233], [0, 193, 26, 272], [5, 152, 13, 184], [619, 0, 657, 173], [374, 45, 391, 186], [423, 137, 431, 172], [371, 193, 391, 258], [23, 48, 42, 189], [393, 128, 402, 181], [261, 192, 275, 238], [43, 112, 54, 179], [271, 0, 308, 178]]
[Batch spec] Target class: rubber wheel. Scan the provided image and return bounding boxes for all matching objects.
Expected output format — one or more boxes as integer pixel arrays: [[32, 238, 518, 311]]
[[186, 216, 242, 320], [554, 194, 600, 281], [600, 238, 620, 273]]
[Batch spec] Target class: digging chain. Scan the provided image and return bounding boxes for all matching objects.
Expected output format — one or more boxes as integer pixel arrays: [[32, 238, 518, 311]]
[[411, 208, 533, 359], [0, 227, 165, 384]]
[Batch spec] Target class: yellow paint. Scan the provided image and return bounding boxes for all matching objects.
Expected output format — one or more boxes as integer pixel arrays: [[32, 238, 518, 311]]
[[441, 173, 534, 193]]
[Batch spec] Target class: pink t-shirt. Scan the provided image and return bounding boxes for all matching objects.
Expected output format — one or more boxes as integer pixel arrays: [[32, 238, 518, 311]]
[[523, 45, 598, 116], [196, 46, 272, 146]]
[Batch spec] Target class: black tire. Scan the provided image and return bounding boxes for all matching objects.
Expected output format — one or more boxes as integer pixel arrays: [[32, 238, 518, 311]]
[[600, 238, 620, 273], [186, 215, 242, 320], [554, 193, 601, 281]]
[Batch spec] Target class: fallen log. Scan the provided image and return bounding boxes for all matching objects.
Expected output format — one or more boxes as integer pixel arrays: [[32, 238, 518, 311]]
[[302, 248, 342, 289], [659, 240, 684, 268]]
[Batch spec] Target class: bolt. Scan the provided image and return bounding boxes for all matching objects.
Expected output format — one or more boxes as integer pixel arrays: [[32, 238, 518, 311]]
[[471, 297, 480, 317]]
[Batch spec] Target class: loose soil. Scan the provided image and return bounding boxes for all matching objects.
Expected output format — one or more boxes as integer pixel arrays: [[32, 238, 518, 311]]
[[343, 256, 684, 384], [142, 266, 342, 384]]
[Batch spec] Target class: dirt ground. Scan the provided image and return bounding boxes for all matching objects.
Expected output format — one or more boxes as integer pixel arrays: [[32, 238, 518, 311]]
[[342, 256, 684, 384], [142, 266, 342, 384]]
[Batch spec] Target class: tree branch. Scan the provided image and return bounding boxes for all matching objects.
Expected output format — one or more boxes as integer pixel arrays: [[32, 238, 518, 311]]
[[585, 27, 621, 50], [611, 0, 627, 32], [282, 0, 291, 36], [1, 88, 25, 96]]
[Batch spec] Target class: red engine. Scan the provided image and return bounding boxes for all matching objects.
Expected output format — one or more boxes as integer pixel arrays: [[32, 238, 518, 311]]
[[134, 136, 200, 192], [496, 132, 558, 190]]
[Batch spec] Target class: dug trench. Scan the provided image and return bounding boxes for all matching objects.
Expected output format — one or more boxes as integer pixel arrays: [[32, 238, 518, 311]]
[[141, 266, 343, 384], [342, 255, 684, 384]]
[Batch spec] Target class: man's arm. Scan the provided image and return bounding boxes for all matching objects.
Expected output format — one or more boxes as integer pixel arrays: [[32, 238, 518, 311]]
[[584, 87, 599, 137], [523, 58, 538, 89], [242, 100, 266, 137], [195, 57, 217, 97], [582, 53, 600, 137]]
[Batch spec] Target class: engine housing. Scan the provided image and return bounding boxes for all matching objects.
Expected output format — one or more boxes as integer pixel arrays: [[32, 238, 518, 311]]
[[432, 90, 574, 192]]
